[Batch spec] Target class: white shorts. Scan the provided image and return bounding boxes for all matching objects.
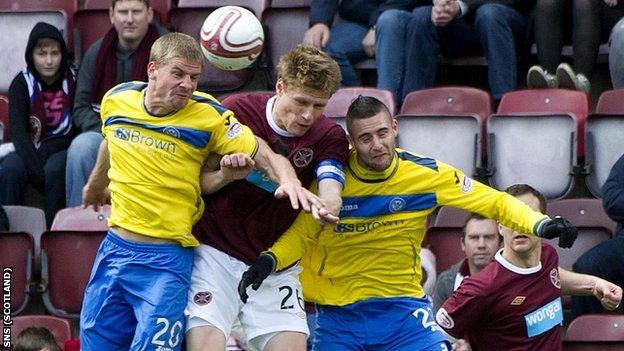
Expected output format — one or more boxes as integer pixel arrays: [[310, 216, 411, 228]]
[[185, 245, 309, 345]]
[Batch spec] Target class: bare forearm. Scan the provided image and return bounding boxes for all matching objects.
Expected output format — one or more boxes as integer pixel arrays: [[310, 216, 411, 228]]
[[559, 267, 597, 296], [318, 178, 343, 216], [253, 137, 300, 186]]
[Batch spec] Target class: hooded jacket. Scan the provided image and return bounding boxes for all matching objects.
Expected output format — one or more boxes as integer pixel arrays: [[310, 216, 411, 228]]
[[7, 22, 76, 191]]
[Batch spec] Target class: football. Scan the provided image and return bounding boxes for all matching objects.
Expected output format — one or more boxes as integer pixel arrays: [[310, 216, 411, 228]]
[[199, 6, 264, 71]]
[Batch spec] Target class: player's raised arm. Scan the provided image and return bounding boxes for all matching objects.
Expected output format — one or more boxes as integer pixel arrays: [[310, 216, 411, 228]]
[[82, 139, 110, 211], [559, 267, 623, 310], [200, 153, 255, 194]]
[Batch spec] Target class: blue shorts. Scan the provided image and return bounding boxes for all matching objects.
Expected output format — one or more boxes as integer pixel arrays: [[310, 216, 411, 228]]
[[313, 297, 451, 351], [80, 230, 194, 351]]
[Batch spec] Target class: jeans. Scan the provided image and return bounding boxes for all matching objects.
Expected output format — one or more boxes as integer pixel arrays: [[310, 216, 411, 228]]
[[610, 18, 624, 88], [65, 132, 103, 207], [325, 21, 371, 86], [570, 232, 624, 320], [377, 5, 527, 103], [376, 9, 414, 105], [0, 150, 67, 227]]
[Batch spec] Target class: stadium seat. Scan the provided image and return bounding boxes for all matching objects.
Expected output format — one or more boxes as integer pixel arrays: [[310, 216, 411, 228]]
[[584, 113, 624, 197], [40, 220, 107, 318], [595, 88, 624, 115], [71, 9, 109, 66], [563, 314, 624, 351], [487, 102, 578, 199], [168, 6, 259, 92], [51, 205, 110, 231], [0, 232, 34, 315], [496, 89, 589, 160], [262, 1, 310, 84], [0, 11, 68, 92], [4, 205, 46, 273], [0, 94, 8, 142], [10, 315, 72, 348], [323, 87, 396, 130], [397, 87, 490, 178], [424, 206, 469, 274], [544, 198, 615, 270]]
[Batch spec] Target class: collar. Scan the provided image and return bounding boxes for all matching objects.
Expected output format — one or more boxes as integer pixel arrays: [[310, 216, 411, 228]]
[[494, 249, 542, 275], [347, 149, 399, 183], [265, 95, 294, 137]]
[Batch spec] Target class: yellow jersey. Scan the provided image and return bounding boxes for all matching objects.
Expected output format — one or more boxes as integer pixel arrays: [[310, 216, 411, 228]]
[[269, 148, 548, 306], [101, 82, 258, 247]]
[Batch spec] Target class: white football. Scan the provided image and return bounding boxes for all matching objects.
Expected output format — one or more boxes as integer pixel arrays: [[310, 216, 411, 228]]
[[199, 6, 264, 71]]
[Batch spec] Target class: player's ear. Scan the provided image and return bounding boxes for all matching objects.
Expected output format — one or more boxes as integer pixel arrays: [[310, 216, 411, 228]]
[[275, 79, 284, 95], [147, 61, 157, 80]]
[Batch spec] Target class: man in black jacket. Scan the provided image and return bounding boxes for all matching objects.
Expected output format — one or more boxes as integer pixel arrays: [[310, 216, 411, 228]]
[[571, 153, 624, 318]]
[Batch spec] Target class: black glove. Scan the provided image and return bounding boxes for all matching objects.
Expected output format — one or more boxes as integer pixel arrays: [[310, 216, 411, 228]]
[[238, 252, 277, 303], [536, 217, 578, 248]]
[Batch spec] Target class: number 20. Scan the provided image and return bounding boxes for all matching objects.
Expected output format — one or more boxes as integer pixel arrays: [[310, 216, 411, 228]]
[[151, 317, 183, 348]]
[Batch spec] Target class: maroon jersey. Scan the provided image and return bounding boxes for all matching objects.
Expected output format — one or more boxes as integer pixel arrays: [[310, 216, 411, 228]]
[[436, 243, 563, 351], [193, 93, 348, 264]]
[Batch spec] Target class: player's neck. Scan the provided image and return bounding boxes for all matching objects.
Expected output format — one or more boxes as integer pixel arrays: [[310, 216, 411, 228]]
[[502, 245, 541, 268], [144, 87, 173, 116]]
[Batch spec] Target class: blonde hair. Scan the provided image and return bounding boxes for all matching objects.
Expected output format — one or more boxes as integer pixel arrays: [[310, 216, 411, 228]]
[[149, 32, 204, 68], [277, 45, 341, 95]]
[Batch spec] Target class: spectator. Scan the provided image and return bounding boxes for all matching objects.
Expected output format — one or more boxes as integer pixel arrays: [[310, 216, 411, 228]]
[[14, 327, 61, 351], [432, 213, 501, 313], [65, 0, 166, 207], [609, 18, 624, 88], [437, 184, 622, 351], [527, 0, 624, 91], [571, 153, 624, 319], [376, 0, 530, 104], [304, 0, 413, 86], [0, 22, 75, 227]]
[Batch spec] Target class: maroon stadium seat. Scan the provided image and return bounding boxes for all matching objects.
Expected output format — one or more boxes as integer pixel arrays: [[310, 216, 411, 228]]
[[169, 5, 261, 92], [323, 87, 396, 131], [4, 205, 46, 274], [424, 206, 471, 274], [563, 314, 624, 351], [0, 94, 8, 142], [595, 88, 624, 115], [176, 0, 267, 17], [262, 2, 310, 84], [71, 9, 109, 66], [0, 232, 34, 315], [51, 205, 110, 231], [544, 198, 615, 270], [400, 86, 491, 121], [40, 230, 106, 318], [10, 315, 72, 348], [496, 88, 589, 160]]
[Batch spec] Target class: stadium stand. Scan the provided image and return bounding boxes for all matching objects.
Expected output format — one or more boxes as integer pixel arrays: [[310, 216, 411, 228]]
[[0, 11, 68, 93], [397, 87, 490, 178], [424, 206, 470, 274], [323, 87, 396, 130], [0, 232, 34, 315], [71, 8, 110, 66], [563, 314, 624, 351], [83, 0, 172, 24], [0, 94, 8, 142], [262, 0, 311, 84], [488, 89, 589, 199], [40, 207, 109, 318], [4, 205, 46, 273], [10, 315, 73, 348], [544, 198, 615, 270], [169, 3, 264, 92], [584, 89, 624, 197]]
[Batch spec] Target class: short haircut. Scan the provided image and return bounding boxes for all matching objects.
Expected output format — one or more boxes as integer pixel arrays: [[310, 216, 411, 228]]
[[505, 184, 547, 213], [345, 95, 391, 133], [14, 327, 61, 351], [460, 212, 501, 241], [277, 45, 341, 96], [112, 0, 150, 9], [149, 32, 204, 68]]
